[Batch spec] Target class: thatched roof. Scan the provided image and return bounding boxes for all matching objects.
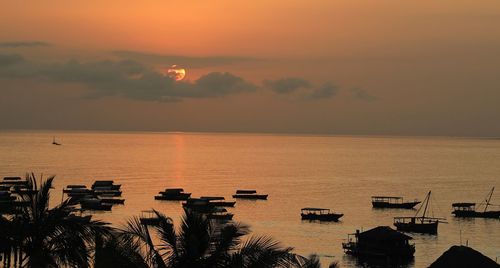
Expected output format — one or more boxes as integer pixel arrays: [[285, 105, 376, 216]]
[[429, 245, 499, 268], [358, 226, 413, 242]]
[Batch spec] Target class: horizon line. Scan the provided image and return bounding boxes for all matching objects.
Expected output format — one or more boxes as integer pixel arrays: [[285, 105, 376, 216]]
[[1, 128, 499, 141]]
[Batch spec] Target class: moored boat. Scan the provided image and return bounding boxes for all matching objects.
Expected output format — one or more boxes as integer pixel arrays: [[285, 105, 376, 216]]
[[155, 188, 191, 200], [200, 196, 236, 207], [91, 180, 121, 190], [140, 210, 163, 226], [80, 198, 113, 211], [207, 207, 234, 221], [452, 187, 500, 219], [394, 191, 446, 235], [372, 196, 421, 209], [232, 190, 268, 200], [342, 226, 415, 260], [301, 208, 343, 221]]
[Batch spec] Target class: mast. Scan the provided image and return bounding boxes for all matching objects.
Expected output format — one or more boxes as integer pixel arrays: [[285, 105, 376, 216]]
[[421, 191, 431, 219], [484, 187, 494, 213]]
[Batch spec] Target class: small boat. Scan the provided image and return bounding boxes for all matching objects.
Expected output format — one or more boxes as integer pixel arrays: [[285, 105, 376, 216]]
[[342, 226, 415, 260], [66, 185, 88, 189], [301, 207, 344, 221], [93, 189, 122, 196], [140, 210, 162, 226], [3, 177, 22, 181], [232, 190, 268, 200], [200, 196, 236, 207], [91, 180, 121, 190], [52, 136, 62, 145], [394, 191, 446, 234], [99, 197, 125, 204], [182, 198, 215, 213], [452, 187, 500, 219], [207, 207, 234, 221], [80, 198, 113, 211], [371, 196, 421, 209], [155, 188, 191, 200], [63, 187, 93, 194]]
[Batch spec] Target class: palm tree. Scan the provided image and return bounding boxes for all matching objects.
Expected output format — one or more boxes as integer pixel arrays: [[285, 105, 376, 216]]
[[112, 209, 299, 268], [1, 173, 110, 268]]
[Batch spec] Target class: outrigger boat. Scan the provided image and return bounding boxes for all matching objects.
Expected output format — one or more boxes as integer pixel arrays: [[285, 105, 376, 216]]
[[155, 188, 191, 200], [301, 208, 343, 222], [394, 191, 446, 234], [232, 190, 268, 200], [372, 196, 421, 209], [452, 187, 500, 218], [200, 196, 236, 207]]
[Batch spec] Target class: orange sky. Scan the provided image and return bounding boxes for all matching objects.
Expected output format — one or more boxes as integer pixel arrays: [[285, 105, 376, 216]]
[[1, 1, 500, 136]]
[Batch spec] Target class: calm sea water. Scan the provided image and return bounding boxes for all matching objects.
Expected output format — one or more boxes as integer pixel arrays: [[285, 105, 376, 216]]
[[0, 131, 499, 267]]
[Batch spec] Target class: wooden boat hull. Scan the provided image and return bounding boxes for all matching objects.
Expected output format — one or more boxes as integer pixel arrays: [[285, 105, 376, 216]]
[[232, 194, 268, 200], [94, 190, 122, 196], [342, 242, 415, 259], [372, 201, 421, 209], [80, 202, 113, 211], [301, 213, 343, 222], [210, 201, 236, 207], [100, 198, 125, 204], [155, 194, 191, 201], [394, 221, 438, 234], [452, 210, 500, 218]]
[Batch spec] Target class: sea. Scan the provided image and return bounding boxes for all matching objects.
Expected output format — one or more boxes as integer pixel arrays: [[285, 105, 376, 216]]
[[0, 130, 499, 267]]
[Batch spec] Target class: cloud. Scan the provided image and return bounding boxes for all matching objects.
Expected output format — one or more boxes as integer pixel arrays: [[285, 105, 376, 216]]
[[0, 41, 50, 48], [113, 50, 259, 68], [349, 88, 377, 101], [0, 56, 256, 102], [263, 78, 311, 94], [263, 78, 338, 100], [0, 54, 24, 66], [306, 83, 339, 100]]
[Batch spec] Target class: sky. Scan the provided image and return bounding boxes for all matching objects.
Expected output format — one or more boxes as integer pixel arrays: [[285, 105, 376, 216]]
[[1, 0, 500, 136]]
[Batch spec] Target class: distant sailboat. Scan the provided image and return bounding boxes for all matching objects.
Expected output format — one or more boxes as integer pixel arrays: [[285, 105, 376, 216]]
[[52, 136, 62, 146]]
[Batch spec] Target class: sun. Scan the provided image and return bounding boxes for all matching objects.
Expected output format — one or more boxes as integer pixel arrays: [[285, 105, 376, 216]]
[[167, 65, 186, 81]]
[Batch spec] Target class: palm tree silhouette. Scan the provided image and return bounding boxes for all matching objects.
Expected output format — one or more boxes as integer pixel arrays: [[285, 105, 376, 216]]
[[1, 173, 109, 268], [97, 209, 300, 268]]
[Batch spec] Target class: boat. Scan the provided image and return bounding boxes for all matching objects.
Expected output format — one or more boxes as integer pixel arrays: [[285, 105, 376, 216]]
[[452, 187, 500, 219], [207, 207, 234, 221], [200, 196, 236, 207], [182, 198, 215, 213], [140, 210, 162, 226], [232, 190, 268, 200], [63, 187, 93, 194], [91, 180, 121, 190], [301, 208, 343, 221], [52, 136, 62, 145], [372, 196, 421, 209], [155, 188, 191, 200], [79, 198, 112, 211], [394, 191, 446, 234], [99, 197, 125, 204], [342, 226, 415, 260], [93, 187, 122, 196]]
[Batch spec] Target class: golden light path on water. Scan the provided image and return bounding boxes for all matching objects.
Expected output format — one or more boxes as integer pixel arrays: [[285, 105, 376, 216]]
[[0, 131, 499, 267]]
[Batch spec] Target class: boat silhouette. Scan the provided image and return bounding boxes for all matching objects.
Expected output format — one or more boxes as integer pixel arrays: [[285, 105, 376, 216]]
[[452, 187, 500, 218], [52, 136, 62, 145], [394, 191, 447, 234]]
